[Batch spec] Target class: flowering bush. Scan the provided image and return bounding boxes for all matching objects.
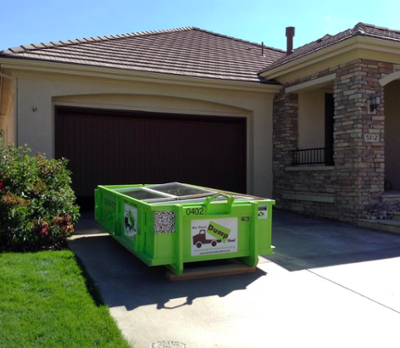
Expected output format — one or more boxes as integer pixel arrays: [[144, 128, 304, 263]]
[[0, 145, 80, 251]]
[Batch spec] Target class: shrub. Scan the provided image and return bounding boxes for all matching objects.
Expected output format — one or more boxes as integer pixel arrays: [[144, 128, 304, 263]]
[[0, 144, 80, 251]]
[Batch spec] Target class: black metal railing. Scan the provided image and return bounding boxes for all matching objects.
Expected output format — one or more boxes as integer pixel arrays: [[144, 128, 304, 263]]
[[291, 147, 333, 166]]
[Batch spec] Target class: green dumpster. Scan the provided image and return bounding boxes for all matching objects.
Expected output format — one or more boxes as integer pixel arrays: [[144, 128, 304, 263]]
[[95, 182, 274, 275]]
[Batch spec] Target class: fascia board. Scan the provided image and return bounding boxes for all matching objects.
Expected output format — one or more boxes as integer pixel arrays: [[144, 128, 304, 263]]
[[285, 73, 336, 93], [0, 58, 282, 94], [261, 36, 400, 80], [261, 37, 360, 79]]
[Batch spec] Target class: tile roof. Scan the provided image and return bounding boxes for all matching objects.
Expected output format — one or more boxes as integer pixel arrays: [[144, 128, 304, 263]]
[[260, 22, 400, 74], [0, 27, 284, 84]]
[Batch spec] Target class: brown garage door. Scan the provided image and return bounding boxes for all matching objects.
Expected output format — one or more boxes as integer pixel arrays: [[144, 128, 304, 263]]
[[55, 106, 246, 209]]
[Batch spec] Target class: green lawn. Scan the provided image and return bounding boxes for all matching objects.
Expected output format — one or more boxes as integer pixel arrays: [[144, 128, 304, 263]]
[[0, 251, 131, 348]]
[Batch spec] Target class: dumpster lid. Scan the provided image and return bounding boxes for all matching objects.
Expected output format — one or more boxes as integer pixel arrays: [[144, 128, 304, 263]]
[[148, 182, 216, 199], [112, 187, 177, 202], [152, 195, 255, 205]]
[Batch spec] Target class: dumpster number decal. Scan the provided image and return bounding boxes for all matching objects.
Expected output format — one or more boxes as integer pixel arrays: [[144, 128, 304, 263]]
[[124, 204, 138, 239], [258, 206, 268, 219], [185, 207, 204, 216], [191, 218, 238, 256]]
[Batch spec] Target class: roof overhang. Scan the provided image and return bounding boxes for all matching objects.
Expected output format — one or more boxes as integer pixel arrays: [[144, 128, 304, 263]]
[[0, 57, 282, 94], [260, 36, 400, 83], [285, 73, 336, 93]]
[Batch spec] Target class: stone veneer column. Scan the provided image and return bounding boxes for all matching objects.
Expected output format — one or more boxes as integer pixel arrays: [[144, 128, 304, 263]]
[[334, 59, 393, 219], [272, 58, 398, 222], [272, 91, 298, 209]]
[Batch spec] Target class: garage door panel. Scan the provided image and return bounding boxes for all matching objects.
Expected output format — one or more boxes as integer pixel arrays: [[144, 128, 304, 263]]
[[55, 107, 246, 208]]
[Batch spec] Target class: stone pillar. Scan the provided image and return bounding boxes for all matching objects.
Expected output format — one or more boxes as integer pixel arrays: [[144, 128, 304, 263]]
[[272, 91, 298, 208], [271, 58, 397, 223], [334, 59, 393, 219]]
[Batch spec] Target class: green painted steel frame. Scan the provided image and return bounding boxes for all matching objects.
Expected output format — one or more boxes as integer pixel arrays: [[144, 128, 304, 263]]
[[95, 183, 274, 276]]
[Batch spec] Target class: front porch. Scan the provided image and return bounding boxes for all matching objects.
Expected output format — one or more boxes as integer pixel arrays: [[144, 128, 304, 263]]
[[272, 58, 400, 223]]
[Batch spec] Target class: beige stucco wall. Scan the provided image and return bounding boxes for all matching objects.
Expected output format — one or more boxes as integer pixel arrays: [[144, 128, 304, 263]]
[[298, 89, 329, 149], [11, 69, 275, 197], [384, 80, 400, 190]]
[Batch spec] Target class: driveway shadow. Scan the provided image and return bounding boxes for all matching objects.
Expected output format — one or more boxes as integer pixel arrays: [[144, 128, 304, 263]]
[[70, 210, 400, 312], [265, 210, 400, 271], [69, 232, 266, 312]]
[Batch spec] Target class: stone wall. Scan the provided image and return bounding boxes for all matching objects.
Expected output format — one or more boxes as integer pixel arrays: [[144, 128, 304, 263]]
[[273, 58, 397, 222]]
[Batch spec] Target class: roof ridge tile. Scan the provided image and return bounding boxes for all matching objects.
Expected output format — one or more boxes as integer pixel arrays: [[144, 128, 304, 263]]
[[260, 21, 400, 74], [1, 26, 285, 57], [191, 27, 285, 53], [50, 41, 63, 46], [0, 26, 285, 84], [0, 26, 197, 54]]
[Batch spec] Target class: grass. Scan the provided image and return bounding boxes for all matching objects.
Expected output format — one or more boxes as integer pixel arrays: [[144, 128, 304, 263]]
[[0, 250, 131, 348]]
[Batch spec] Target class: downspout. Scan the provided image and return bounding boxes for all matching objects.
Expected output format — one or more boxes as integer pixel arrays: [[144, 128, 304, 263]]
[[15, 77, 18, 146], [0, 72, 14, 111], [0, 72, 14, 80], [0, 66, 17, 144], [0, 74, 3, 116], [0, 74, 2, 145]]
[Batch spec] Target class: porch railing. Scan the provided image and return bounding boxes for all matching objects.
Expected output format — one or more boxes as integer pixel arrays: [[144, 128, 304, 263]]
[[291, 147, 333, 166]]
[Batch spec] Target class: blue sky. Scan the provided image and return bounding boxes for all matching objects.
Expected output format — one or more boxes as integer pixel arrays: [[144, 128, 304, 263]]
[[1, 0, 399, 51]]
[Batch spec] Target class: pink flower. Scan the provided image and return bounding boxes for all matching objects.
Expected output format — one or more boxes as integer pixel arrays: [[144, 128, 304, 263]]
[[39, 221, 49, 237], [0, 182, 5, 193]]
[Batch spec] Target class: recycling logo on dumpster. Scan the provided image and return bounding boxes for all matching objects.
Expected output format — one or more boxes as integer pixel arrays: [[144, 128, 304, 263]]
[[191, 218, 238, 256], [124, 203, 138, 239], [258, 205, 268, 219]]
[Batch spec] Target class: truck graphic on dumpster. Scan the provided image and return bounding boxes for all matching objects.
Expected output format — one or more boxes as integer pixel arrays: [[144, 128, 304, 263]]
[[193, 229, 221, 248]]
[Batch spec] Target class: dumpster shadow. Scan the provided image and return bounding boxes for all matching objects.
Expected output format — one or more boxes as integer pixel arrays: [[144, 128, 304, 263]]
[[69, 233, 267, 312], [153, 268, 267, 310], [264, 210, 400, 272]]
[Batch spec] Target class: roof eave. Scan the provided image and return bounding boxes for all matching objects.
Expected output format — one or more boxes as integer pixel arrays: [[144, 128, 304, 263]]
[[260, 35, 400, 80], [259, 35, 400, 80], [259, 36, 358, 79], [0, 56, 282, 93]]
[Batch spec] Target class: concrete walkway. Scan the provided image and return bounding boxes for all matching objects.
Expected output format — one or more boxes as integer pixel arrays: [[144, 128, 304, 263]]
[[69, 211, 400, 348]]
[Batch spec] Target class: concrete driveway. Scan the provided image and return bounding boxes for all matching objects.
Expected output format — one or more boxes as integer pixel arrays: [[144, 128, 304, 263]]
[[69, 211, 400, 348]]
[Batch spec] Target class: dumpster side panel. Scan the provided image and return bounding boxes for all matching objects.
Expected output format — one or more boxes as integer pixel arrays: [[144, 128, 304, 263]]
[[144, 220, 154, 259], [256, 201, 274, 255], [181, 203, 256, 263], [95, 188, 117, 234], [150, 209, 178, 265], [95, 186, 155, 266]]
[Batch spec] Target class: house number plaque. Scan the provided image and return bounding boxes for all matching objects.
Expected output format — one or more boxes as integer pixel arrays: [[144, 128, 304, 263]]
[[364, 133, 380, 142]]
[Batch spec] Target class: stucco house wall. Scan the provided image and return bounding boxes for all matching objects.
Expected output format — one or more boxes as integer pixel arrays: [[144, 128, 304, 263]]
[[2, 67, 277, 197], [3, 23, 400, 223], [298, 88, 332, 149]]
